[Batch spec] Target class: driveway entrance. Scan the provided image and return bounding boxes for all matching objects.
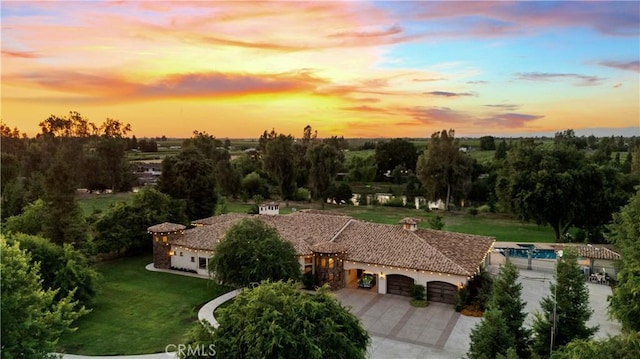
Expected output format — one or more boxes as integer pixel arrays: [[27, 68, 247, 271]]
[[335, 288, 460, 349]]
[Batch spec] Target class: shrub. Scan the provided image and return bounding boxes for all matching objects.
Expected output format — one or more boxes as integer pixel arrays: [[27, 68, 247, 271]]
[[461, 304, 484, 317], [411, 284, 426, 301], [383, 198, 405, 207], [410, 299, 428, 308], [302, 272, 317, 290], [468, 207, 479, 216], [478, 204, 491, 213], [295, 187, 311, 202], [428, 215, 445, 230]]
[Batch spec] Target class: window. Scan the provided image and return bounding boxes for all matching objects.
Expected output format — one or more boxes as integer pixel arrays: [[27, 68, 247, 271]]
[[304, 265, 312, 273], [198, 257, 207, 270], [179, 252, 183, 257], [320, 258, 326, 268], [191, 256, 195, 263], [162, 236, 168, 242], [328, 258, 335, 268], [304, 257, 313, 264]]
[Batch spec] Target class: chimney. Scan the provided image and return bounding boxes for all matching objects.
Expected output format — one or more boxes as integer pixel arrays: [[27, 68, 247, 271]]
[[399, 217, 418, 232]]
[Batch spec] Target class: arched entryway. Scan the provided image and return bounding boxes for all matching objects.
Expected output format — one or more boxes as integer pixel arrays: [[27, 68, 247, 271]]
[[427, 281, 457, 304], [386, 274, 414, 296]]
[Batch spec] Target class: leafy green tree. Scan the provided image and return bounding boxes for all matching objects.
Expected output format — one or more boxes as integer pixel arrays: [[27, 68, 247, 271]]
[[306, 142, 344, 208], [608, 188, 640, 332], [158, 148, 218, 220], [550, 332, 640, 359], [346, 154, 377, 183], [183, 130, 226, 163], [479, 136, 496, 151], [1, 238, 89, 358], [232, 152, 262, 177], [208, 219, 301, 287], [330, 182, 353, 205], [417, 129, 473, 210], [494, 140, 508, 160], [0, 178, 26, 219], [215, 160, 241, 198], [241, 171, 270, 199], [1, 152, 21, 187], [497, 140, 625, 241], [183, 281, 370, 359], [374, 138, 418, 178], [487, 260, 531, 358], [263, 134, 297, 202], [467, 307, 516, 359], [531, 249, 597, 357], [3, 198, 46, 235], [94, 188, 187, 254], [5, 233, 99, 307]]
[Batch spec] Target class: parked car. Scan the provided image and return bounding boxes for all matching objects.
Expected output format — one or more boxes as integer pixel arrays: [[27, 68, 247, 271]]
[[358, 272, 376, 288]]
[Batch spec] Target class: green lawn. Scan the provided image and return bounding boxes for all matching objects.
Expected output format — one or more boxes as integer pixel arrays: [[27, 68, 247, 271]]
[[77, 192, 133, 215], [57, 256, 229, 355]]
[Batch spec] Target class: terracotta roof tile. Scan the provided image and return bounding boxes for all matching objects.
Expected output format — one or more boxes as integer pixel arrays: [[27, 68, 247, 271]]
[[191, 213, 251, 226], [554, 244, 621, 261], [147, 222, 186, 233], [311, 241, 348, 254], [334, 221, 473, 276], [414, 229, 495, 276]]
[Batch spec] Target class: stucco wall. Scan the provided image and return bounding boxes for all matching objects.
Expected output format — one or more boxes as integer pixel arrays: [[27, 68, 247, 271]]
[[344, 261, 466, 294], [171, 248, 213, 276]]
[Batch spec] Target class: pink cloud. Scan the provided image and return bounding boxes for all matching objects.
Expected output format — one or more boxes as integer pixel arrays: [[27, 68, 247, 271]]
[[599, 60, 640, 73], [477, 113, 545, 128]]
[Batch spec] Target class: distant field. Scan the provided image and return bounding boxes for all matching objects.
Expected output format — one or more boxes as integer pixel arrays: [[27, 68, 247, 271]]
[[57, 256, 228, 355], [77, 192, 132, 215]]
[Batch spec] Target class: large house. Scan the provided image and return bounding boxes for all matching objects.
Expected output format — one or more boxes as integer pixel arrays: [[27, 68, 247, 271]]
[[148, 203, 495, 304]]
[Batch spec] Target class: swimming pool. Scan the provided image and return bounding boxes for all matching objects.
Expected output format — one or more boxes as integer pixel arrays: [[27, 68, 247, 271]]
[[500, 245, 557, 260]]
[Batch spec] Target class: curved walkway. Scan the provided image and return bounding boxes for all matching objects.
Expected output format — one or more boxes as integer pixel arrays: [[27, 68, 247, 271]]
[[197, 289, 241, 328]]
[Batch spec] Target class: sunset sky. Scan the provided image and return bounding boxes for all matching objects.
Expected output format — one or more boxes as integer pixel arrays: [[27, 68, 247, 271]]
[[2, 1, 639, 138]]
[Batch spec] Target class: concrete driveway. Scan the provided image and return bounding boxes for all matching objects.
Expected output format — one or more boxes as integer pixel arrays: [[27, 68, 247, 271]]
[[334, 288, 475, 358], [335, 268, 621, 359]]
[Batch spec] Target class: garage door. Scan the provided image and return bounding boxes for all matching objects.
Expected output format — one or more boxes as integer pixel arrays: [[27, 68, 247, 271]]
[[427, 281, 457, 304], [387, 275, 414, 296]]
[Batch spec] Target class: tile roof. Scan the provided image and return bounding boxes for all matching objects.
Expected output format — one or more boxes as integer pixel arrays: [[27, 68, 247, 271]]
[[163, 211, 495, 276], [191, 213, 251, 226], [335, 221, 477, 276], [399, 217, 419, 225], [554, 244, 621, 261], [310, 241, 348, 254], [414, 229, 495, 276], [147, 222, 186, 233]]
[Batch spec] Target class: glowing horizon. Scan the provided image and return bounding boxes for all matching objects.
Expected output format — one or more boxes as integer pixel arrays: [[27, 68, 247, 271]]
[[2, 1, 639, 138]]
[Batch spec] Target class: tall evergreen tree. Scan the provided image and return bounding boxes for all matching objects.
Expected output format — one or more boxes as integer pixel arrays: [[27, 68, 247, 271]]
[[466, 307, 515, 359], [487, 260, 532, 358], [531, 249, 597, 357], [41, 150, 88, 246]]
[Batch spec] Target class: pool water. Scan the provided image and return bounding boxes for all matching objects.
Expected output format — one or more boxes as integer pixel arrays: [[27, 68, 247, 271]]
[[501, 246, 557, 259]]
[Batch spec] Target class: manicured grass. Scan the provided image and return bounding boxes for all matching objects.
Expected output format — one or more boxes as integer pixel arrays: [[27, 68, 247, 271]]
[[77, 192, 133, 216], [57, 256, 229, 355]]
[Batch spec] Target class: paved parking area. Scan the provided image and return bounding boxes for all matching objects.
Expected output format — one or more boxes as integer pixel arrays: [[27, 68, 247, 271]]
[[335, 288, 473, 358], [336, 268, 621, 359]]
